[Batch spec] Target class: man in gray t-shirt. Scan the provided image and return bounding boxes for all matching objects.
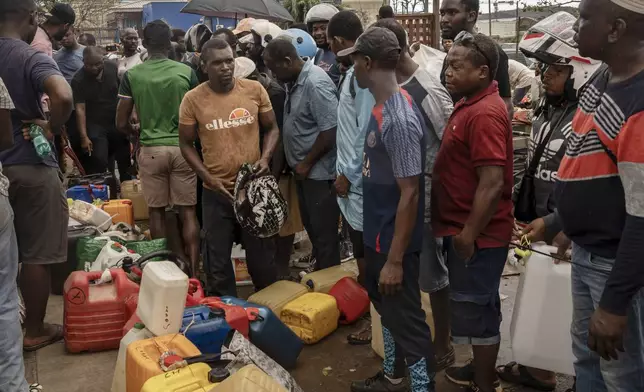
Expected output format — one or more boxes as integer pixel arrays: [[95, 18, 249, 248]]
[[263, 38, 341, 271], [53, 27, 84, 84]]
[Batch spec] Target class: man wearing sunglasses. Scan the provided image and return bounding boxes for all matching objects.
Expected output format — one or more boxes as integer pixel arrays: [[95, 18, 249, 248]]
[[31, 3, 75, 57], [433, 33, 514, 392], [439, 0, 512, 117]]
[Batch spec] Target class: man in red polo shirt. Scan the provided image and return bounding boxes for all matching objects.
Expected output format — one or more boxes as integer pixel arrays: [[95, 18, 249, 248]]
[[432, 32, 513, 392]]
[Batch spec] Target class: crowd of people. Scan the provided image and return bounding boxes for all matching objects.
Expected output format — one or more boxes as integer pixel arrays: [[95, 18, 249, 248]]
[[0, 0, 643, 391]]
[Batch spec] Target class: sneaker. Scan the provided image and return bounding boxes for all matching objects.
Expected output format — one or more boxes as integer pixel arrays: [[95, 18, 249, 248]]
[[293, 254, 313, 269], [297, 258, 317, 279], [351, 371, 409, 392], [445, 361, 502, 391]]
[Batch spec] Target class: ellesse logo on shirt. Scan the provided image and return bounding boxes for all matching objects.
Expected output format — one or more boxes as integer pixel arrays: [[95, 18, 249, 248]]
[[206, 108, 256, 130]]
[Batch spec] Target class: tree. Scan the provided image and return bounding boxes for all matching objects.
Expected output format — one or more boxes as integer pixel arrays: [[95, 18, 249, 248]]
[[283, 0, 321, 23], [37, 0, 118, 28], [522, 0, 580, 14]]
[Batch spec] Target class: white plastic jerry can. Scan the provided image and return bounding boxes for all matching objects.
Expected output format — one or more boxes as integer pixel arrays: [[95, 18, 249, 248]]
[[136, 261, 189, 336]]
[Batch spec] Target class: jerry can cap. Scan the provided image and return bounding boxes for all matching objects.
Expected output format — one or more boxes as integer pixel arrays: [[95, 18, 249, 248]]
[[208, 367, 230, 383]]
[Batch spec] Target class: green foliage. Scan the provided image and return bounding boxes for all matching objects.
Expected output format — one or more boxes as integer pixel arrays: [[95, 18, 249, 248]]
[[283, 0, 321, 23]]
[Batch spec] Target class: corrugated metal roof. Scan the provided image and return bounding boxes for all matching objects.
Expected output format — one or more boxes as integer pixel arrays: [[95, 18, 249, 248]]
[[109, 0, 187, 12]]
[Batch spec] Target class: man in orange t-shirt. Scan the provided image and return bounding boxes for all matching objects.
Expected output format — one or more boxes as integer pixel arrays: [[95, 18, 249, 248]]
[[179, 38, 281, 297]]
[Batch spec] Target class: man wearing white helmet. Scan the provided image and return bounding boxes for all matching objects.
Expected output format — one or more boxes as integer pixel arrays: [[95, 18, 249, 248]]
[[243, 20, 282, 75], [306, 3, 341, 86]]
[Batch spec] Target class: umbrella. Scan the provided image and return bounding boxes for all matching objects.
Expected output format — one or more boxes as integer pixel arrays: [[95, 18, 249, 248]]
[[181, 0, 294, 23]]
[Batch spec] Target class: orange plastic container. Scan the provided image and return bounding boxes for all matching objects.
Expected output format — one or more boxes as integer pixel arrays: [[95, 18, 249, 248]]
[[126, 334, 201, 392], [102, 199, 134, 227]]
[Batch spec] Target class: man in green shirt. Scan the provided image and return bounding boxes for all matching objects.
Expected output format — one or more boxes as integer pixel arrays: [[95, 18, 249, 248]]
[[116, 20, 200, 275]]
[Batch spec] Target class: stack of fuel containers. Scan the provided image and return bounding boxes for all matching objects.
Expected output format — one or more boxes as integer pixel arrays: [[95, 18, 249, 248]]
[[244, 263, 370, 346]]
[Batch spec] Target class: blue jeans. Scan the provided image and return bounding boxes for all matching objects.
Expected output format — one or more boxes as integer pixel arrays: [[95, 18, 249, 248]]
[[571, 243, 644, 392], [0, 195, 28, 392]]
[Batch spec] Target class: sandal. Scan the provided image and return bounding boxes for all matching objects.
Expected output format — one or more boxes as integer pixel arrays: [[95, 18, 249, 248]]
[[347, 324, 372, 345], [435, 346, 456, 372], [23, 323, 64, 352], [496, 362, 555, 392]]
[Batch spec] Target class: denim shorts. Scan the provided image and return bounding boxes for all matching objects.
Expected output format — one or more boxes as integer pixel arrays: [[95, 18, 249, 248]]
[[419, 223, 447, 293], [0, 195, 28, 391], [444, 236, 508, 346]]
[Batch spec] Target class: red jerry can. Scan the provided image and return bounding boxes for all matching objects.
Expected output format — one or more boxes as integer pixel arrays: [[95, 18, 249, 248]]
[[63, 269, 140, 353], [328, 277, 370, 325]]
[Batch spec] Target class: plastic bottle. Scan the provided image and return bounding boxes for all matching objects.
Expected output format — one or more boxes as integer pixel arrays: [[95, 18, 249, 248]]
[[29, 124, 51, 158]]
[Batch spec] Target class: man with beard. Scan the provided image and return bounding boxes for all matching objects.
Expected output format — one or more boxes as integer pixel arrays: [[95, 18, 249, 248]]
[[522, 0, 644, 389], [72, 46, 131, 180], [305, 3, 341, 86], [31, 3, 75, 57], [118, 28, 142, 80], [438, 0, 512, 116], [494, 12, 601, 392], [0, 0, 73, 352], [179, 38, 280, 296]]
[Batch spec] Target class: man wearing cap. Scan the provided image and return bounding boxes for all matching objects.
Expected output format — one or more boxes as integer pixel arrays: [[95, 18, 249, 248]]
[[263, 38, 341, 273], [31, 2, 75, 57], [0, 0, 73, 352], [341, 27, 435, 392], [520, 0, 644, 390], [233, 18, 255, 57]]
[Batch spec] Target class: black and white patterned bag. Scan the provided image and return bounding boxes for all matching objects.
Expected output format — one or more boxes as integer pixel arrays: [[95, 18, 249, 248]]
[[233, 164, 288, 238]]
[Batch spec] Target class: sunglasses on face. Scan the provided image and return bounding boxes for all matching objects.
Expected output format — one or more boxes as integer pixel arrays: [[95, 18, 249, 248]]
[[454, 31, 491, 69]]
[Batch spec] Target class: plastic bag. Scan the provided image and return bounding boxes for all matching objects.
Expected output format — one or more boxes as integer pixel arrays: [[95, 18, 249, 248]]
[[76, 236, 111, 271], [221, 331, 304, 392], [125, 238, 168, 260]]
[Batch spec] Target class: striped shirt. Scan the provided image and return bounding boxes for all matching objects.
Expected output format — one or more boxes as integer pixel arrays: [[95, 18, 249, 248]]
[[555, 65, 644, 315], [0, 77, 14, 196], [363, 89, 426, 254], [400, 67, 453, 222]]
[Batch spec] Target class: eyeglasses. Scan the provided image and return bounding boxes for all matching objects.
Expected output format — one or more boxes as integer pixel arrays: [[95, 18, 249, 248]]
[[454, 31, 491, 68]]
